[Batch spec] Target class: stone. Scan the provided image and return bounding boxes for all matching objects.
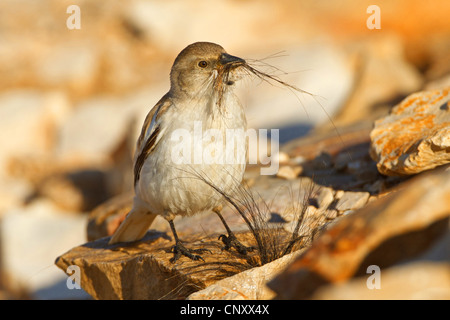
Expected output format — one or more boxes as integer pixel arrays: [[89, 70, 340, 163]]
[[37, 169, 111, 212], [0, 177, 33, 213], [187, 250, 303, 300], [311, 152, 333, 170], [334, 191, 370, 212], [328, 35, 423, 128], [55, 96, 133, 163], [55, 231, 261, 300], [61, 174, 335, 300], [0, 90, 63, 178], [316, 187, 334, 209], [8, 155, 114, 213], [425, 73, 450, 91], [277, 152, 291, 164], [276, 165, 303, 180], [334, 190, 345, 199], [36, 41, 99, 96], [370, 88, 450, 176], [311, 262, 450, 300], [0, 199, 89, 299], [87, 192, 134, 242], [269, 166, 450, 299], [0, 90, 73, 214], [281, 121, 390, 191], [313, 222, 450, 300]]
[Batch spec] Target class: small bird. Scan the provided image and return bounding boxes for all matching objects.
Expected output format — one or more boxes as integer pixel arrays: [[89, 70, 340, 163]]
[[109, 42, 251, 262]]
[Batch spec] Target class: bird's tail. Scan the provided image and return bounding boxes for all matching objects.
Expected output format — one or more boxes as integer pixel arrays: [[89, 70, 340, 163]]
[[109, 207, 157, 244]]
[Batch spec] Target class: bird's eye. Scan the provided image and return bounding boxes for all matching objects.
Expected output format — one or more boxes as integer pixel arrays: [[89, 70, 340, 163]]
[[198, 60, 208, 68]]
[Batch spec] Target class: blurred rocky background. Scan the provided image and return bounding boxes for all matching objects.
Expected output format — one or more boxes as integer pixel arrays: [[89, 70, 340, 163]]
[[0, 0, 449, 299]]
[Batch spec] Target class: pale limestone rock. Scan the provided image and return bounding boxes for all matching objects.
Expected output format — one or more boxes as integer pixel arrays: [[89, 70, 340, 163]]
[[55, 232, 259, 300], [329, 35, 423, 128], [187, 251, 303, 300], [0, 178, 33, 213], [370, 88, 450, 176], [0, 199, 88, 299], [335, 191, 370, 212], [312, 262, 450, 300], [0, 90, 67, 177], [276, 152, 291, 164], [37, 41, 99, 95], [316, 187, 334, 209], [56, 97, 132, 163], [276, 165, 303, 180], [270, 166, 450, 299]]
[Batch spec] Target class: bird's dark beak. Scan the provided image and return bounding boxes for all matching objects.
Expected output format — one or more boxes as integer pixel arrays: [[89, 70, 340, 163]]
[[220, 53, 245, 66]]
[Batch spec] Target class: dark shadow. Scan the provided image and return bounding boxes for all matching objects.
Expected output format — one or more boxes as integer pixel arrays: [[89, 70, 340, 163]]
[[275, 123, 313, 144], [106, 230, 172, 253], [32, 278, 92, 300], [354, 217, 450, 277], [268, 268, 330, 300], [300, 141, 408, 193], [24, 169, 112, 211], [66, 169, 111, 211]]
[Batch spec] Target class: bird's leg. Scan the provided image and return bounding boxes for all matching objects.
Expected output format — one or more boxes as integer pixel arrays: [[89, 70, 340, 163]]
[[213, 208, 254, 255], [168, 219, 210, 263]]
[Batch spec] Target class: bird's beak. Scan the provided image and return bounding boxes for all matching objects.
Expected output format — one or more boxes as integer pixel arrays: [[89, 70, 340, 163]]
[[220, 53, 245, 66]]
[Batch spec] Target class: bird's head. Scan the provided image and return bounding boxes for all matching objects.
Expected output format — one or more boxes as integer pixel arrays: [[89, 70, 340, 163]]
[[170, 42, 245, 99]]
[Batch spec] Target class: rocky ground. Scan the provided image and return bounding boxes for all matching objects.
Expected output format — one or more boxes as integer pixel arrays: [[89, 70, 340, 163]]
[[0, 0, 449, 299]]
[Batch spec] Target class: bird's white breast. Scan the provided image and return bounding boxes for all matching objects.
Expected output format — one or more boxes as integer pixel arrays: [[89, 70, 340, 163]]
[[136, 91, 247, 219]]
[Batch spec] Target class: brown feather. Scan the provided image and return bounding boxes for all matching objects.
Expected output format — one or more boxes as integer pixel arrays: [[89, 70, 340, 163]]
[[133, 94, 171, 186]]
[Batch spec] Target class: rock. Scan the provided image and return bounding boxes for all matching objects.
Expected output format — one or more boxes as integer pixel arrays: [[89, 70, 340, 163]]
[[334, 191, 370, 212], [87, 192, 134, 242], [36, 41, 99, 96], [370, 88, 450, 176], [63, 173, 341, 300], [55, 96, 133, 163], [276, 165, 303, 180], [0, 90, 66, 177], [425, 73, 450, 91], [283, 121, 373, 162], [37, 169, 111, 212], [283, 121, 395, 192], [312, 261, 450, 300], [269, 166, 450, 299], [311, 152, 333, 170], [55, 231, 260, 300], [0, 199, 89, 299], [276, 152, 291, 164], [328, 35, 423, 128], [187, 250, 303, 300], [316, 187, 334, 209], [8, 155, 114, 213], [0, 177, 33, 213], [0, 90, 73, 213]]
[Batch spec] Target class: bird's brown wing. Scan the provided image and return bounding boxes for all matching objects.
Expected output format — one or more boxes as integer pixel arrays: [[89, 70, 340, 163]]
[[133, 93, 171, 186]]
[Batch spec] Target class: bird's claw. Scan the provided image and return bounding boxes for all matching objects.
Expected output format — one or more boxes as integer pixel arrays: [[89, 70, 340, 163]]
[[218, 234, 254, 255], [170, 242, 210, 263]]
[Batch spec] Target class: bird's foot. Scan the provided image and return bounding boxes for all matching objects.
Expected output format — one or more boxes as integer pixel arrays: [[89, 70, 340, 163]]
[[218, 233, 254, 255], [170, 242, 210, 263]]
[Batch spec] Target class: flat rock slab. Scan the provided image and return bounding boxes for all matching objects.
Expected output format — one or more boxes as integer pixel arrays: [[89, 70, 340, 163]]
[[370, 87, 450, 176], [187, 250, 303, 300], [269, 166, 450, 299], [55, 231, 260, 300]]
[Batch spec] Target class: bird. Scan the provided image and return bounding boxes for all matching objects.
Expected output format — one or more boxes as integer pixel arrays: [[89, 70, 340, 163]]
[[109, 42, 252, 262]]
